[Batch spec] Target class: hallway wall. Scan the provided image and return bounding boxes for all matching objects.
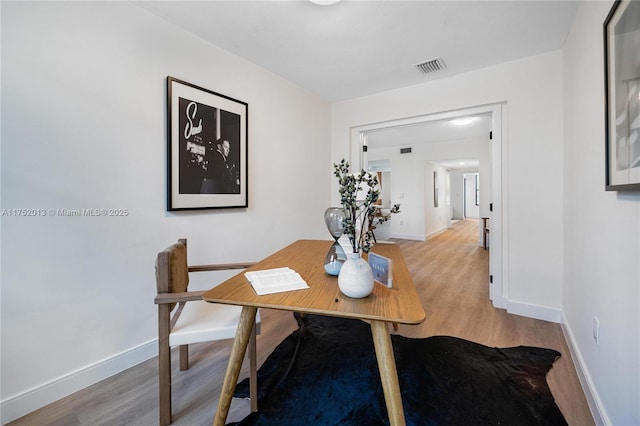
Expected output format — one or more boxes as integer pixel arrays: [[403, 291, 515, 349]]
[[562, 2, 639, 424]]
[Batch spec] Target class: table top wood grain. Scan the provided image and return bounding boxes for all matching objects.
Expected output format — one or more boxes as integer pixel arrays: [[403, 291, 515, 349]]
[[203, 239, 426, 325]]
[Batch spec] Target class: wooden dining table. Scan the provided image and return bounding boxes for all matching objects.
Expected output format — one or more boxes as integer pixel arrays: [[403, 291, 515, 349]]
[[203, 239, 426, 426]]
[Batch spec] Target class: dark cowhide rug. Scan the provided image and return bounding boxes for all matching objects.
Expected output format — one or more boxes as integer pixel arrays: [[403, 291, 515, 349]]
[[230, 314, 566, 426]]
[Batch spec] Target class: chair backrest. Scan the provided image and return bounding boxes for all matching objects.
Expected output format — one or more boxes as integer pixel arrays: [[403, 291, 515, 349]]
[[156, 239, 190, 310]]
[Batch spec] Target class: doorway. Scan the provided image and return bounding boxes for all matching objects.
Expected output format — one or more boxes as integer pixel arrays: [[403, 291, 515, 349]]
[[349, 103, 507, 309]]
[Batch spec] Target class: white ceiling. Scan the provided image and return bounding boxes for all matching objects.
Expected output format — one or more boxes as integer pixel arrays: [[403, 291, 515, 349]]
[[135, 0, 579, 102], [136, 0, 578, 167], [366, 114, 491, 169], [365, 114, 491, 148]]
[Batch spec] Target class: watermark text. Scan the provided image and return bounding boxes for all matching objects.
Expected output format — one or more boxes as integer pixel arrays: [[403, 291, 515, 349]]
[[2, 208, 130, 217]]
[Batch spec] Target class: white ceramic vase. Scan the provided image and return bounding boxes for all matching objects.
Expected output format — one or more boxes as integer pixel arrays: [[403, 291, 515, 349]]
[[338, 252, 374, 298]]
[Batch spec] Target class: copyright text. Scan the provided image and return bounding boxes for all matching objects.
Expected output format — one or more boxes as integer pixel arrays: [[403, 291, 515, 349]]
[[2, 208, 130, 217]]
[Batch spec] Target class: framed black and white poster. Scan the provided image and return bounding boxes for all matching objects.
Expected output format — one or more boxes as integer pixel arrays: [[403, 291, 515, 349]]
[[604, 0, 640, 191], [167, 77, 248, 210]]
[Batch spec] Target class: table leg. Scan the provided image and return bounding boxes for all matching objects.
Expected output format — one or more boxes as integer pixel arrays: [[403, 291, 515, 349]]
[[212, 306, 258, 426], [249, 322, 258, 412], [370, 320, 406, 426]]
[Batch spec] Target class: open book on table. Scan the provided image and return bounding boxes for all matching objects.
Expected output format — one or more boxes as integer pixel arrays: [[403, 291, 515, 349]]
[[245, 267, 310, 295]]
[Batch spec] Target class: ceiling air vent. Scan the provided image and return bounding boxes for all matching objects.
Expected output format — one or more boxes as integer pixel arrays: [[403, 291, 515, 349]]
[[400, 147, 412, 154], [415, 57, 446, 74]]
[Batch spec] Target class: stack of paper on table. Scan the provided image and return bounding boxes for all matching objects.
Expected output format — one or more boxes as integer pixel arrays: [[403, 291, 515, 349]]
[[245, 267, 310, 295]]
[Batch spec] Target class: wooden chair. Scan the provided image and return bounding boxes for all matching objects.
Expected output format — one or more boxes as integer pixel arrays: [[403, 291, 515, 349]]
[[154, 239, 260, 426]]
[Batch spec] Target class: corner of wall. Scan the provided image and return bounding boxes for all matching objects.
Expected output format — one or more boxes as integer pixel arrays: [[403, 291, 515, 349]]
[[560, 312, 610, 426]]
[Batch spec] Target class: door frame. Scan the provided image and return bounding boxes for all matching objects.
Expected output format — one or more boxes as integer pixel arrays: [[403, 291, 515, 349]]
[[349, 103, 508, 308]]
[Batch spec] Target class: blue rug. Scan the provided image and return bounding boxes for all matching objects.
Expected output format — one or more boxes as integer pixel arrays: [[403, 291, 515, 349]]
[[231, 314, 566, 426]]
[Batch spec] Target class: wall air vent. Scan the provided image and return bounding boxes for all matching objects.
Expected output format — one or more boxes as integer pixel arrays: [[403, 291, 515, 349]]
[[415, 57, 446, 74], [400, 147, 412, 154]]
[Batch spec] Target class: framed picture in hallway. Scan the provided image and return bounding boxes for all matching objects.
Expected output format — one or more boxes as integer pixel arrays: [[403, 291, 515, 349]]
[[604, 0, 640, 191], [166, 77, 248, 210], [433, 171, 439, 207]]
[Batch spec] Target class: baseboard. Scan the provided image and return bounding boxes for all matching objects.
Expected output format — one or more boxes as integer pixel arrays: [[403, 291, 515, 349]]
[[390, 232, 425, 241], [560, 312, 610, 426], [490, 293, 508, 310], [506, 300, 562, 323], [0, 339, 157, 425], [425, 227, 447, 240]]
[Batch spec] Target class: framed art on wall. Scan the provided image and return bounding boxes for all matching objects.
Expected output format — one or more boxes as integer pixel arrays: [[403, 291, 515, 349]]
[[167, 77, 248, 210], [604, 0, 640, 191], [433, 171, 439, 207]]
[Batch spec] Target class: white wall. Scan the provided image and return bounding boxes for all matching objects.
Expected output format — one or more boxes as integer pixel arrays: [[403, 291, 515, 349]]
[[0, 2, 330, 422], [332, 51, 564, 315], [562, 2, 640, 425]]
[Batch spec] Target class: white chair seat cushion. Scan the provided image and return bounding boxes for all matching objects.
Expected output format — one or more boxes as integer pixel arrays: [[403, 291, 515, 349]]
[[169, 300, 261, 347]]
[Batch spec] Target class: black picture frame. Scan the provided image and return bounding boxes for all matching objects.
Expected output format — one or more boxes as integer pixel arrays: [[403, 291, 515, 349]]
[[604, 0, 640, 191], [167, 77, 248, 210], [433, 171, 439, 207]]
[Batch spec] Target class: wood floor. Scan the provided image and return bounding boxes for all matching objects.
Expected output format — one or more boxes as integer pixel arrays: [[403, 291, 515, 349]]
[[9, 219, 594, 426]]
